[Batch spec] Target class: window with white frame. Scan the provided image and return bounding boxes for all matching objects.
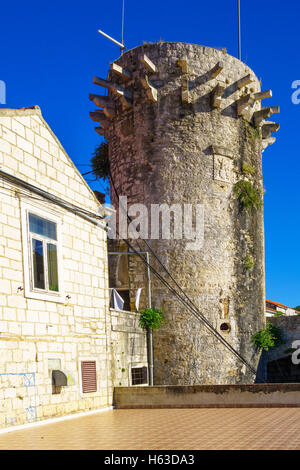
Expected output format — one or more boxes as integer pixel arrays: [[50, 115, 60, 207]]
[[21, 203, 63, 301], [130, 365, 148, 386], [29, 213, 59, 292]]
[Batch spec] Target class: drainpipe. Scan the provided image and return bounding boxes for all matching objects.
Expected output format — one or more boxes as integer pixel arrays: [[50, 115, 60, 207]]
[[145, 252, 154, 386]]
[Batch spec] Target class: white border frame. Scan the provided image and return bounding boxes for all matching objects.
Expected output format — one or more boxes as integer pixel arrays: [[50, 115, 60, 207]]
[[21, 200, 65, 303], [129, 362, 149, 387]]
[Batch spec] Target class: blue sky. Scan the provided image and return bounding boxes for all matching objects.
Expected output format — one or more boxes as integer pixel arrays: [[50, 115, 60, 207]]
[[1, 0, 299, 307]]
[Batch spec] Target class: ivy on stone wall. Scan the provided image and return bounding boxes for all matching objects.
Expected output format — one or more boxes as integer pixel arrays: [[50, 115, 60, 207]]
[[251, 322, 283, 351], [139, 308, 166, 330], [243, 253, 255, 271], [242, 162, 255, 177], [233, 180, 263, 210]]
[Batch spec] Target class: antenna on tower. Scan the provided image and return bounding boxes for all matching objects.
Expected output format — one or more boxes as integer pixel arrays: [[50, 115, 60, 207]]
[[238, 0, 241, 60], [98, 1, 126, 55], [121, 0, 125, 49]]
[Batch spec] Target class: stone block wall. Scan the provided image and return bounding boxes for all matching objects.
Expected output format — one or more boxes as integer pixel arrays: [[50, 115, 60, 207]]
[[0, 107, 148, 428], [0, 107, 111, 427], [110, 308, 148, 387]]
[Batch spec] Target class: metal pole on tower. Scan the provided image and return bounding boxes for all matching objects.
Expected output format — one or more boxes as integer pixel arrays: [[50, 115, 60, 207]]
[[97, 1, 126, 54], [238, 0, 241, 60], [121, 0, 125, 54]]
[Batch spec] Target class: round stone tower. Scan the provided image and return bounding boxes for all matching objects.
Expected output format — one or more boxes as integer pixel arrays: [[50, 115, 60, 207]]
[[90, 42, 279, 385]]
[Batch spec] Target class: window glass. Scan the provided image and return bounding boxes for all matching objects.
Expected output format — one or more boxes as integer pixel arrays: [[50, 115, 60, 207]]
[[28, 212, 60, 294], [32, 239, 45, 289], [47, 243, 59, 292], [29, 213, 57, 240]]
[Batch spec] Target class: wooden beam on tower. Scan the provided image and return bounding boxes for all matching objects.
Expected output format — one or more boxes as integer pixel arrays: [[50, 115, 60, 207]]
[[254, 90, 272, 101], [252, 108, 273, 127], [95, 127, 105, 136], [210, 61, 224, 79], [110, 62, 132, 80], [139, 54, 157, 73], [211, 83, 225, 108], [89, 111, 110, 129], [236, 74, 253, 90], [261, 121, 280, 139], [236, 93, 254, 117], [141, 75, 158, 102]]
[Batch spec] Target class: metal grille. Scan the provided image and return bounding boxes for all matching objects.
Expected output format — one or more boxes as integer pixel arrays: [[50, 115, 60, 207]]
[[81, 361, 97, 393], [131, 366, 148, 386]]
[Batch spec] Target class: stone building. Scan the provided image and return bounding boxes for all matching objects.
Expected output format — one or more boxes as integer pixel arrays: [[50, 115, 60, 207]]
[[90, 41, 280, 386], [266, 299, 299, 317], [0, 106, 147, 429]]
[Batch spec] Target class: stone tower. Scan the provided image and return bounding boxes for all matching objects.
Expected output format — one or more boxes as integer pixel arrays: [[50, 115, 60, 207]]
[[90, 42, 280, 385]]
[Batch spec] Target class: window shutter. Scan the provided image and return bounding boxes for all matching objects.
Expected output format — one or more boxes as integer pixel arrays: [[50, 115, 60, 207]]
[[81, 361, 97, 393]]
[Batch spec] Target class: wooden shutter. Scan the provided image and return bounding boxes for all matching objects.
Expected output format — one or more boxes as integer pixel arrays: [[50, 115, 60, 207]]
[[81, 361, 97, 393]]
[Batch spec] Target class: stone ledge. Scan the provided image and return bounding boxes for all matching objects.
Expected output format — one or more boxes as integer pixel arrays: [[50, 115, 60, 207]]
[[0, 106, 42, 117], [114, 384, 300, 408], [110, 308, 139, 316], [116, 403, 300, 408]]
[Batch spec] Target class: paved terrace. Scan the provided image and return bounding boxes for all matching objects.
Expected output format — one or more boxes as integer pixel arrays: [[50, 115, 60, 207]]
[[0, 408, 300, 450]]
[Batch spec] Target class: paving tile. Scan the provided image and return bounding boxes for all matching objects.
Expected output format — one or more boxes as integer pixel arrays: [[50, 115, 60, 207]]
[[0, 408, 300, 450]]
